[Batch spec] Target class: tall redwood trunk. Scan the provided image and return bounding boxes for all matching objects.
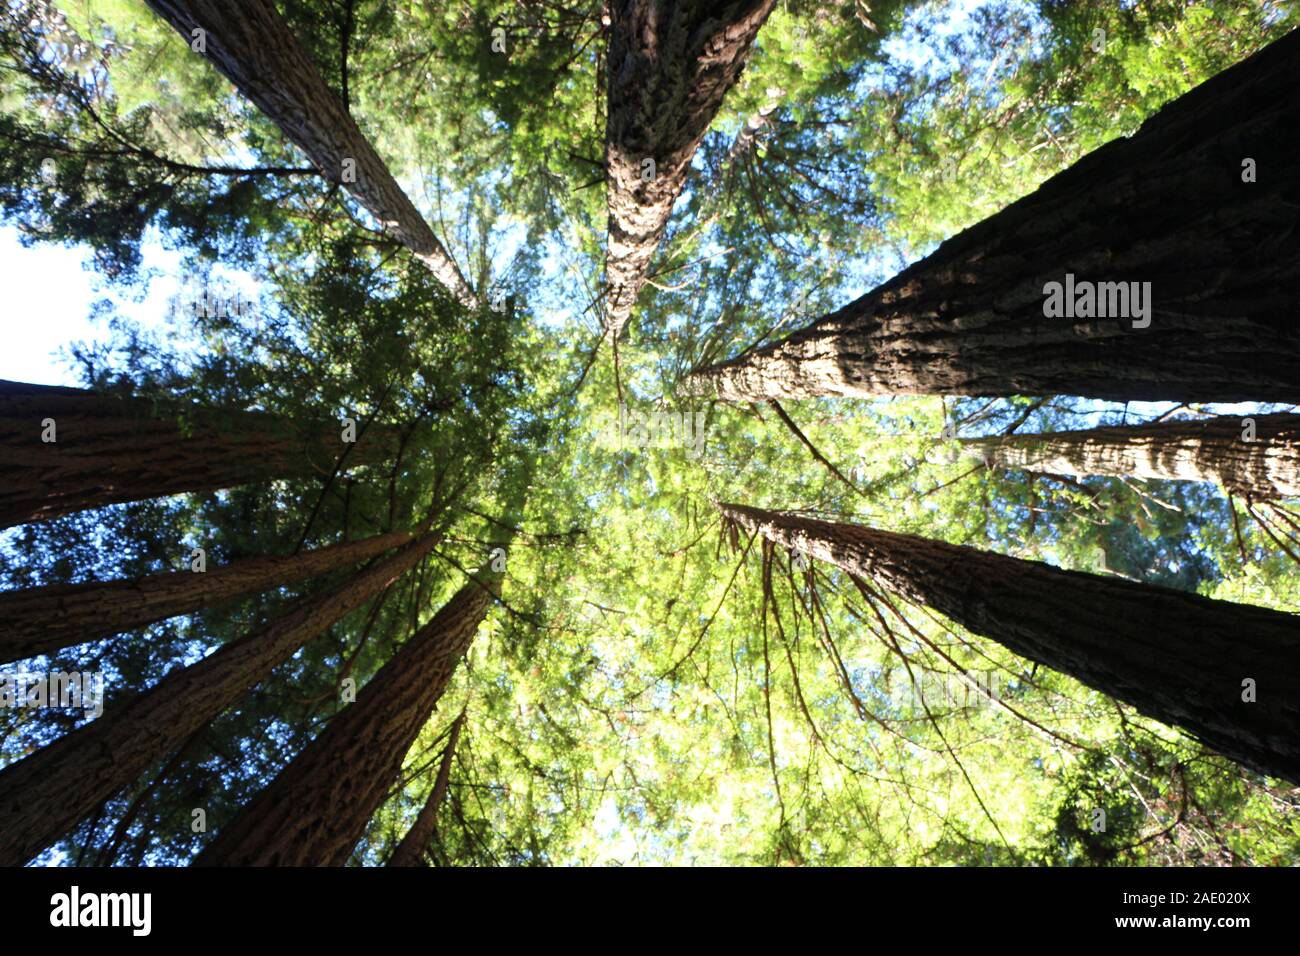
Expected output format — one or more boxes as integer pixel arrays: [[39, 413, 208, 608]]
[[0, 380, 395, 528], [143, 0, 475, 306], [724, 97, 781, 168], [962, 413, 1300, 499], [0, 531, 438, 866], [387, 710, 464, 867], [604, 0, 777, 339], [690, 29, 1300, 404], [0, 529, 415, 664], [194, 578, 493, 866], [718, 503, 1300, 783]]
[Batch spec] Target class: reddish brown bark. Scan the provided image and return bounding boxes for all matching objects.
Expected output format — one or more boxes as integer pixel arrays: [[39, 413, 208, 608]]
[[0, 529, 415, 664], [0, 531, 438, 866], [0, 380, 397, 528], [963, 413, 1300, 499], [144, 0, 475, 305], [387, 710, 464, 867], [690, 29, 1300, 404], [604, 0, 777, 339], [194, 578, 493, 866], [720, 502, 1300, 783]]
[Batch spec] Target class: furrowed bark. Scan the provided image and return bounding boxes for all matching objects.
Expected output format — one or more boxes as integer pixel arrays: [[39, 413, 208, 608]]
[[718, 502, 1300, 783], [690, 28, 1300, 404], [0, 531, 438, 866], [0, 380, 397, 528], [604, 0, 777, 339], [962, 413, 1300, 500], [0, 529, 415, 664], [194, 579, 493, 866], [387, 710, 464, 867], [143, 0, 476, 306]]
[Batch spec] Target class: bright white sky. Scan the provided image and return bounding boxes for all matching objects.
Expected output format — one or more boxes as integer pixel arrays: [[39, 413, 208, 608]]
[[0, 224, 185, 388]]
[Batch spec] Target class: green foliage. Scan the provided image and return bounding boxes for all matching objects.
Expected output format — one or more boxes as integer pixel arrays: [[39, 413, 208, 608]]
[[2, 0, 1298, 867]]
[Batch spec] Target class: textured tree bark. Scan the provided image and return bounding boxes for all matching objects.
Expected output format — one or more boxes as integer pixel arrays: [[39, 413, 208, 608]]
[[604, 0, 777, 339], [387, 710, 464, 867], [0, 531, 438, 866], [143, 0, 475, 306], [718, 502, 1300, 783], [962, 414, 1300, 500], [689, 28, 1300, 404], [194, 579, 493, 866], [0, 529, 415, 664], [0, 380, 396, 528]]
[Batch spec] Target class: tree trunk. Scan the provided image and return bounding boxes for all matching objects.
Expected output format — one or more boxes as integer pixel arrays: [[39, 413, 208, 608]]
[[604, 0, 777, 339], [725, 97, 781, 167], [143, 0, 475, 306], [194, 578, 493, 866], [962, 414, 1300, 500], [0, 530, 438, 866], [718, 502, 1300, 783], [0, 380, 395, 528], [689, 29, 1300, 404], [387, 710, 464, 867], [0, 529, 415, 664]]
